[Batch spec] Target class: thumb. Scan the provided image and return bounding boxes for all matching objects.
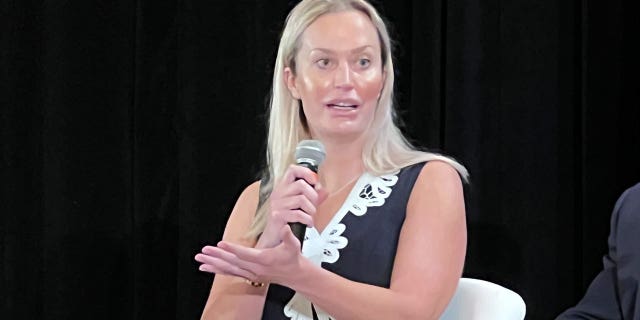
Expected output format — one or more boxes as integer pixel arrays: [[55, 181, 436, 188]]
[[281, 225, 301, 250]]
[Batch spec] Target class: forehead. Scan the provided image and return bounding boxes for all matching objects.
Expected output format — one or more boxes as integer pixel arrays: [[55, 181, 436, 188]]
[[298, 10, 381, 53]]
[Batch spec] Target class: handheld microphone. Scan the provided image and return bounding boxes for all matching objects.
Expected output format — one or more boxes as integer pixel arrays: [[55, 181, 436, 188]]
[[291, 140, 326, 249]]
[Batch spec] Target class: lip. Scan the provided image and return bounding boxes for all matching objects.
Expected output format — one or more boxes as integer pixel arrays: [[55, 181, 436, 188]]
[[324, 97, 362, 109]]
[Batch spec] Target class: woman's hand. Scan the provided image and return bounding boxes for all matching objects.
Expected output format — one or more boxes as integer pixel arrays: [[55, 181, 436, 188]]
[[257, 165, 327, 249], [195, 225, 309, 287], [193, 165, 326, 286]]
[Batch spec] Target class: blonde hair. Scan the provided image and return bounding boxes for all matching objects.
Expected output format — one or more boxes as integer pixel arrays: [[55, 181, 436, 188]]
[[247, 0, 468, 238]]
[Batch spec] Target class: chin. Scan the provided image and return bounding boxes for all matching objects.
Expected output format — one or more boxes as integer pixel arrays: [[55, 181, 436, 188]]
[[317, 126, 367, 141]]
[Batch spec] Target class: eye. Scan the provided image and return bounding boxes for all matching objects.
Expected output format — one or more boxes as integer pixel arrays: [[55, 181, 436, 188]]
[[358, 58, 371, 68], [315, 58, 331, 69]]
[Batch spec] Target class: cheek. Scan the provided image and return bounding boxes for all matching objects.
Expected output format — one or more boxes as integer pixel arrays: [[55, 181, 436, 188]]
[[358, 73, 384, 100], [297, 73, 332, 100]]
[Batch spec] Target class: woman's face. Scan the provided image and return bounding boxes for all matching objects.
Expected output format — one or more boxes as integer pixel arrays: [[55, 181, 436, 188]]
[[285, 10, 385, 142]]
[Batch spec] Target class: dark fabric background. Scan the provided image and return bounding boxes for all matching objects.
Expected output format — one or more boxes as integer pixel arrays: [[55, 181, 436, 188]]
[[2, 0, 639, 319]]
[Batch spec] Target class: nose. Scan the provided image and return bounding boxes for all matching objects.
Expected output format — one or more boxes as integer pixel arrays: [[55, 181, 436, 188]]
[[334, 61, 354, 89]]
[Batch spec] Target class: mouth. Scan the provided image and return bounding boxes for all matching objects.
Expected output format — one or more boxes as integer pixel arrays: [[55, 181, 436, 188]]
[[325, 98, 361, 110], [326, 103, 359, 110]]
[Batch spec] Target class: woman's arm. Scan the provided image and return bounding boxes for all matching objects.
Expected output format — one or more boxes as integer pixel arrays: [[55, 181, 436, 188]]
[[215, 161, 466, 320], [199, 181, 269, 320], [198, 165, 324, 319], [293, 161, 466, 320]]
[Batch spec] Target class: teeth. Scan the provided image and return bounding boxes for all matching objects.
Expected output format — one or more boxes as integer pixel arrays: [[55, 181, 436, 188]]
[[329, 103, 357, 108]]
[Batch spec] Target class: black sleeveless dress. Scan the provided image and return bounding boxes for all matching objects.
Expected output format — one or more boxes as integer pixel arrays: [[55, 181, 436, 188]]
[[261, 162, 427, 320]]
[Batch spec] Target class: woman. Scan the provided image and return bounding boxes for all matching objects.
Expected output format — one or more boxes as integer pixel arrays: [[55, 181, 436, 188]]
[[195, 0, 468, 319]]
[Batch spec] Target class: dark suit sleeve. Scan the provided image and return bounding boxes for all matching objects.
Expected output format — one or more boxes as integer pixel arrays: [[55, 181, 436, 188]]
[[614, 184, 640, 319], [557, 183, 640, 320]]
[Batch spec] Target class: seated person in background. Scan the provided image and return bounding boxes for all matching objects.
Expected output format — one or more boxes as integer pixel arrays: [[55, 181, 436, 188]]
[[557, 182, 640, 320], [194, 0, 468, 319]]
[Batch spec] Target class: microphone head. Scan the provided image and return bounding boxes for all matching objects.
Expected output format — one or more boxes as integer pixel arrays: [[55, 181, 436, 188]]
[[295, 140, 326, 170]]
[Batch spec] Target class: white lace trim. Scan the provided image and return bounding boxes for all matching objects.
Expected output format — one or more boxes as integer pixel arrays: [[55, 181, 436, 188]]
[[283, 171, 399, 320]]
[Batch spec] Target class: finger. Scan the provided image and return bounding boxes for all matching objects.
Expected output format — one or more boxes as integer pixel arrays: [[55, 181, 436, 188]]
[[293, 179, 321, 204], [204, 245, 265, 274], [195, 252, 214, 264], [198, 263, 217, 273], [281, 224, 301, 250], [282, 165, 318, 185], [200, 245, 218, 254], [271, 209, 313, 227], [273, 179, 318, 204], [195, 254, 256, 280], [200, 261, 256, 280], [289, 209, 314, 227], [196, 251, 258, 279], [283, 194, 316, 216], [202, 245, 227, 255], [195, 253, 225, 269], [195, 252, 239, 270], [218, 241, 270, 264]]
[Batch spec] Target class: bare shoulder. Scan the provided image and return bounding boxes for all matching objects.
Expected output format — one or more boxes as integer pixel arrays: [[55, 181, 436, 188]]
[[237, 180, 261, 206], [221, 180, 262, 244], [231, 180, 262, 219], [416, 160, 463, 194], [408, 160, 465, 215]]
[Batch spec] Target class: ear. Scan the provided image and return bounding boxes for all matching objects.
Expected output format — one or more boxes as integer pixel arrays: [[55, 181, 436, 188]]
[[284, 67, 301, 99]]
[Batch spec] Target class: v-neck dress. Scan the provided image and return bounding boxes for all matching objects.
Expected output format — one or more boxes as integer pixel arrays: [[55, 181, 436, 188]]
[[261, 162, 427, 320]]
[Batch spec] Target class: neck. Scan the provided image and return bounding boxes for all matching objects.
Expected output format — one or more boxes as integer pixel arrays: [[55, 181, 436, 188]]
[[317, 138, 365, 193]]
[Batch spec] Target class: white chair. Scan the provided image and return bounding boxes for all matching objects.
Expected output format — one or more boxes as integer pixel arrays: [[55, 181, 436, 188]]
[[440, 278, 526, 320]]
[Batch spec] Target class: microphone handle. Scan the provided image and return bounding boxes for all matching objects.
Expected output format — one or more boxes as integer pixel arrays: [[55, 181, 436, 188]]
[[289, 162, 318, 250], [289, 222, 307, 249]]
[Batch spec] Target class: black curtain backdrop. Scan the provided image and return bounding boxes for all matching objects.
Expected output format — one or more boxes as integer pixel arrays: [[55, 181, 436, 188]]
[[2, 0, 639, 319]]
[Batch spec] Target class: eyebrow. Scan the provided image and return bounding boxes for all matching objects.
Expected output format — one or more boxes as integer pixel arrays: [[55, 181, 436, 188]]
[[309, 45, 375, 54]]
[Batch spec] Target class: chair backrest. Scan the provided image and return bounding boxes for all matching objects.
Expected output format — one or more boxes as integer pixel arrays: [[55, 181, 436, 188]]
[[440, 278, 526, 320]]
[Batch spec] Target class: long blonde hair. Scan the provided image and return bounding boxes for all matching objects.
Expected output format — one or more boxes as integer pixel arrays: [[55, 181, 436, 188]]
[[247, 0, 468, 238]]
